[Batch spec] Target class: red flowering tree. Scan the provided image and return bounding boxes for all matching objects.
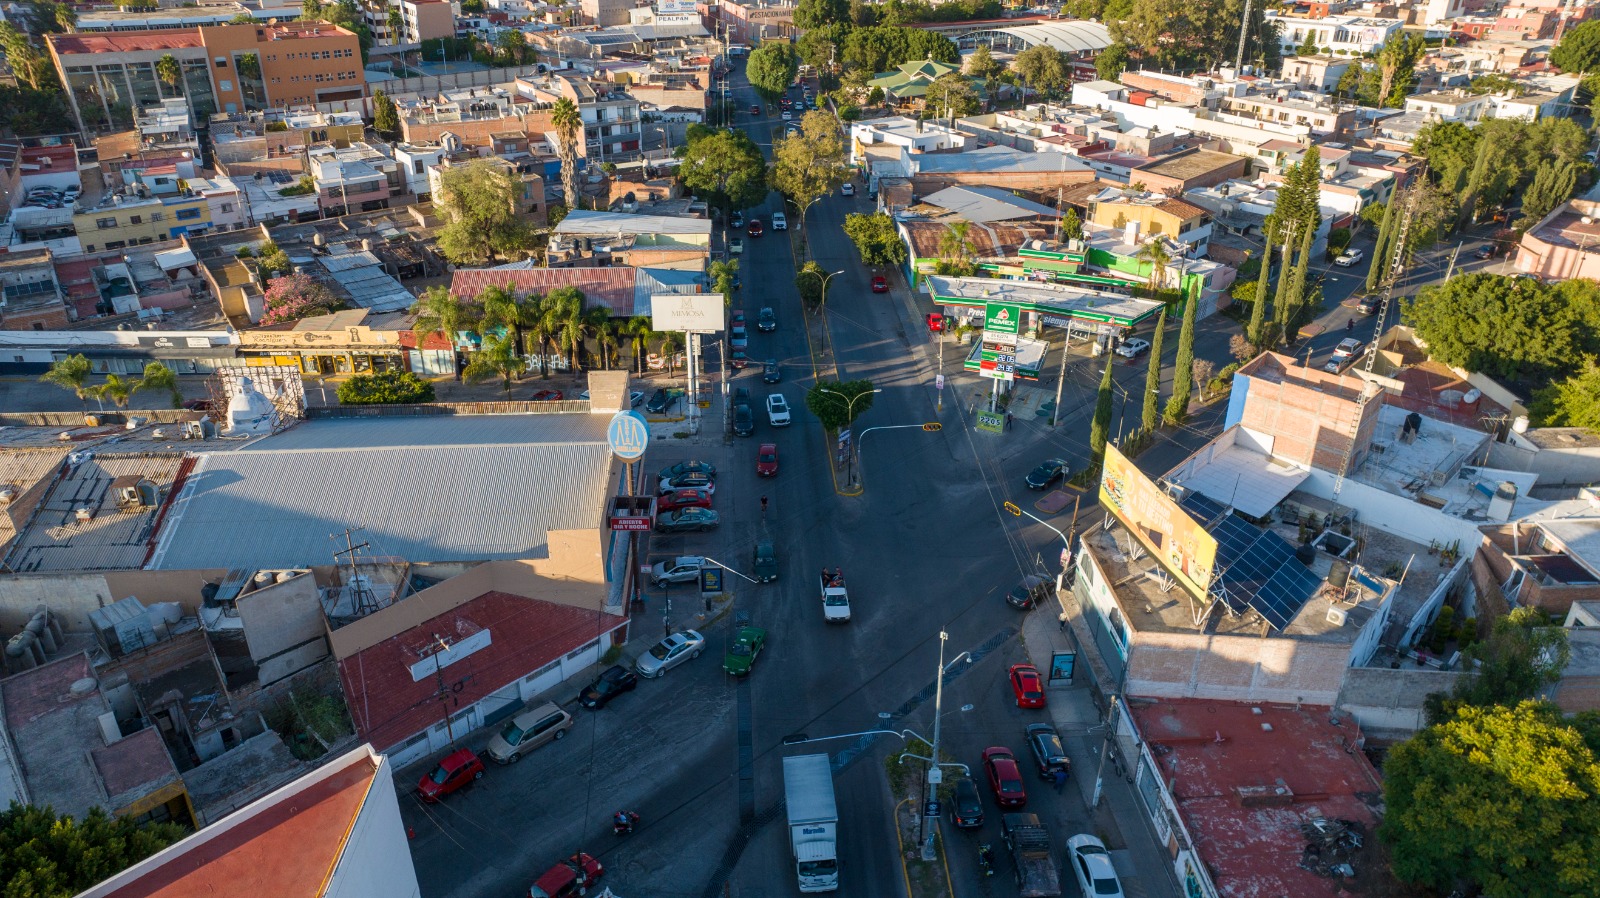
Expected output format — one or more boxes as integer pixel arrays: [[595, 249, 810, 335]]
[[259, 273, 345, 325]]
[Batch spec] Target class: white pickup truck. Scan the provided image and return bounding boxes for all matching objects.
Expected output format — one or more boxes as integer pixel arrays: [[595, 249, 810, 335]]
[[819, 569, 851, 623]]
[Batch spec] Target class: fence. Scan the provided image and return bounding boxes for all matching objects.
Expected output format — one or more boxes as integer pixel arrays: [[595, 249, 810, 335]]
[[306, 399, 589, 418]]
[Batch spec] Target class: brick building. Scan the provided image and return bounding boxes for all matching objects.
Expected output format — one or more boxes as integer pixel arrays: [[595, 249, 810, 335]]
[[1229, 351, 1382, 473]]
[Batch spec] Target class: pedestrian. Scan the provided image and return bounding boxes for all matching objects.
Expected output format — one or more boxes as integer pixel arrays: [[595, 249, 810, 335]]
[[1347, 318, 1355, 334], [1053, 769, 1067, 793], [1005, 411, 1014, 431], [760, 495, 769, 514], [1058, 612, 1068, 633]]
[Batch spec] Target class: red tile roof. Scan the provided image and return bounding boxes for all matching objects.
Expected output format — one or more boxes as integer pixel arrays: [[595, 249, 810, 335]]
[[21, 145, 78, 168], [50, 31, 204, 55], [93, 749, 379, 898], [1128, 699, 1383, 898], [338, 591, 621, 752], [93, 726, 180, 805], [449, 266, 639, 317]]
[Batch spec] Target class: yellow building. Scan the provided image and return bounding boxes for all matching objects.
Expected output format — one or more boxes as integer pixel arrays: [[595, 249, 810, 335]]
[[1086, 193, 1210, 247], [75, 189, 212, 253]]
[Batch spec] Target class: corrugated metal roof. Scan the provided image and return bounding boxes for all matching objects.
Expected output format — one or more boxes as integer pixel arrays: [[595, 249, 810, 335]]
[[450, 266, 638, 316], [920, 186, 1060, 223], [984, 21, 1113, 53], [554, 210, 712, 237]]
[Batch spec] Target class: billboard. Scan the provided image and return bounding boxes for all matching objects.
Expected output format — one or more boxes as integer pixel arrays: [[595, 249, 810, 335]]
[[651, 294, 723, 333], [656, 0, 697, 13], [1098, 443, 1217, 599], [982, 301, 1021, 340]]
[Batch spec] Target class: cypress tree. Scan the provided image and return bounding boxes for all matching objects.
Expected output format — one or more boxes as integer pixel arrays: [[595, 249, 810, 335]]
[[1090, 353, 1114, 464], [1247, 226, 1273, 347], [1165, 280, 1198, 424], [1367, 196, 1398, 294], [1142, 307, 1166, 434]]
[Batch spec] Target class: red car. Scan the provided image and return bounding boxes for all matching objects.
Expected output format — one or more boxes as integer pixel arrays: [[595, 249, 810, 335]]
[[748, 220, 764, 238], [658, 488, 713, 512], [1009, 663, 1046, 709], [416, 748, 485, 802], [926, 313, 945, 333], [750, 103, 760, 115], [871, 275, 889, 293], [983, 746, 1028, 808], [532, 389, 564, 401], [757, 442, 779, 476], [529, 853, 604, 898], [731, 309, 745, 325]]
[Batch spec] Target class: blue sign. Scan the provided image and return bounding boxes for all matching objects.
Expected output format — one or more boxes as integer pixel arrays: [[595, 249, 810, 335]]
[[607, 410, 650, 460], [699, 567, 724, 594], [924, 800, 941, 817]]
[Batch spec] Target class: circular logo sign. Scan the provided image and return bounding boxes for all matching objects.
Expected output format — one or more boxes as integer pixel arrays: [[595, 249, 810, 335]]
[[607, 410, 650, 461]]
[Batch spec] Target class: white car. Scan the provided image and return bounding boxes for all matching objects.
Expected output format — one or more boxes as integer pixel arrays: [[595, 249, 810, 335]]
[[1333, 248, 1365, 267], [634, 629, 706, 679], [730, 237, 744, 254], [772, 212, 788, 231], [1115, 337, 1151, 358], [650, 556, 707, 587], [766, 394, 792, 426], [1331, 337, 1364, 360], [841, 183, 855, 196], [1067, 834, 1126, 898]]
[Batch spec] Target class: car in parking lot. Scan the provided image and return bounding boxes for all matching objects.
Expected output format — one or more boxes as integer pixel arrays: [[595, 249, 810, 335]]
[[1333, 248, 1365, 267], [982, 747, 1028, 808], [1025, 458, 1070, 490], [655, 507, 720, 533], [949, 776, 984, 828], [1025, 723, 1070, 778], [646, 389, 676, 414], [772, 212, 787, 230], [722, 625, 767, 675], [757, 307, 777, 331], [757, 442, 779, 476], [416, 748, 484, 801], [1067, 834, 1126, 898], [635, 629, 706, 678], [529, 853, 604, 898], [731, 211, 745, 229], [658, 460, 715, 481], [660, 470, 715, 493], [1009, 663, 1046, 708], [657, 488, 713, 512], [650, 555, 705, 586], [531, 389, 564, 401], [486, 702, 573, 764], [762, 359, 782, 383], [766, 394, 792, 426], [1115, 337, 1151, 358], [579, 665, 638, 709], [1006, 574, 1053, 610], [841, 182, 855, 196], [871, 275, 889, 293]]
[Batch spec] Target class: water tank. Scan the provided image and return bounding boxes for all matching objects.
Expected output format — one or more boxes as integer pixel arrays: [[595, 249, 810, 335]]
[[136, 479, 160, 507], [1123, 221, 1141, 244], [1512, 415, 1530, 434]]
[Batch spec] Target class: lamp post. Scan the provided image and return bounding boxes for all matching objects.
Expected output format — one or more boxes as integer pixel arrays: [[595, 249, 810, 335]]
[[920, 631, 972, 860], [802, 267, 846, 309], [817, 385, 880, 486]]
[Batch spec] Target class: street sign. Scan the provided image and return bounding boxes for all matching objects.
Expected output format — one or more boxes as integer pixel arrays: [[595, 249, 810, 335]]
[[838, 428, 851, 443], [924, 800, 942, 817], [935, 374, 944, 390], [1060, 547, 1071, 569]]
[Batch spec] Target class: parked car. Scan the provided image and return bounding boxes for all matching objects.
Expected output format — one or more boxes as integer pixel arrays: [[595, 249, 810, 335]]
[[766, 394, 792, 426], [748, 220, 764, 238], [731, 309, 745, 325], [731, 348, 750, 369], [1333, 248, 1365, 267], [655, 507, 720, 533], [757, 442, 779, 476], [531, 389, 564, 401], [730, 237, 744, 254], [871, 275, 889, 293], [1025, 723, 1070, 778], [731, 324, 749, 350], [1007, 574, 1053, 610], [754, 539, 778, 582], [1115, 337, 1151, 358], [657, 488, 713, 512], [841, 182, 855, 197], [757, 307, 777, 331], [983, 747, 1028, 808], [529, 853, 604, 898], [926, 313, 946, 333], [416, 748, 484, 801], [660, 471, 716, 494], [772, 212, 787, 230], [722, 625, 767, 675], [658, 460, 715, 481], [635, 629, 706, 678], [650, 555, 705, 586], [734, 402, 755, 437], [486, 702, 573, 763], [1009, 663, 1046, 709], [731, 211, 745, 229], [1025, 459, 1070, 490], [578, 665, 639, 709], [781, 110, 791, 121], [1474, 244, 1496, 260], [949, 776, 985, 828], [1356, 295, 1380, 315], [646, 389, 675, 414], [1067, 834, 1126, 898], [762, 359, 782, 383]]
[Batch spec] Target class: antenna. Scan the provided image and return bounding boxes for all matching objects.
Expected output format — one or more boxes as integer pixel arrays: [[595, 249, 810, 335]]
[[1235, 0, 1253, 74], [331, 526, 377, 615]]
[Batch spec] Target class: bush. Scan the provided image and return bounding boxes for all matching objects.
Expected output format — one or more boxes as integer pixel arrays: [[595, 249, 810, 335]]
[[839, 104, 861, 121], [1207, 361, 1242, 397], [337, 370, 436, 405]]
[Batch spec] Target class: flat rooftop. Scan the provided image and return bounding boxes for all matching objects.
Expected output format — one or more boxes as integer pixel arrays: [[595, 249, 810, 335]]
[[925, 275, 1164, 325], [1128, 698, 1384, 898], [4, 452, 186, 572], [1531, 208, 1600, 250], [1137, 149, 1244, 180]]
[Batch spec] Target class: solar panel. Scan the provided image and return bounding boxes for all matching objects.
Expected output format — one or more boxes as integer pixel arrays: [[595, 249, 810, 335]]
[[1180, 491, 1226, 524], [1250, 559, 1323, 629], [1178, 488, 1325, 628]]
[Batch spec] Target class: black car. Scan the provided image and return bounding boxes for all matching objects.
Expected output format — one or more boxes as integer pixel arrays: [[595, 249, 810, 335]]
[[734, 403, 755, 437], [762, 359, 781, 383], [1007, 574, 1053, 610], [579, 665, 639, 709], [950, 776, 984, 829], [1024, 459, 1070, 490], [646, 388, 675, 414], [757, 307, 777, 332], [1025, 723, 1070, 779], [1356, 296, 1380, 315], [1475, 245, 1496, 260]]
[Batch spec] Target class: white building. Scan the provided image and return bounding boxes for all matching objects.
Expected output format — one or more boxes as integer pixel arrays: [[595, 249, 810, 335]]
[[848, 116, 969, 165], [189, 177, 248, 231], [393, 143, 449, 200], [1405, 89, 1492, 124], [1270, 14, 1404, 56]]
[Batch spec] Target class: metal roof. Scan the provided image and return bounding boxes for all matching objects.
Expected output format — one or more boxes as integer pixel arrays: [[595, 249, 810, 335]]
[[920, 186, 1061, 223], [554, 210, 712, 237], [974, 20, 1113, 53], [148, 416, 614, 570]]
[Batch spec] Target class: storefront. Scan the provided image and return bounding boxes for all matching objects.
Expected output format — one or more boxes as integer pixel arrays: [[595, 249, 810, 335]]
[[237, 320, 411, 376], [0, 330, 239, 376], [924, 275, 1166, 346]]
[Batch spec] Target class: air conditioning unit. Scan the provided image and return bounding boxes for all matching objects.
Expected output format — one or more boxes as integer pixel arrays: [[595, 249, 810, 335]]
[[1325, 606, 1348, 626]]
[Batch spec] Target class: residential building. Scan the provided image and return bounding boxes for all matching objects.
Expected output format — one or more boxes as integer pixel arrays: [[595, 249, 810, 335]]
[[1220, 91, 1359, 137], [1515, 198, 1600, 281], [849, 116, 969, 165], [310, 143, 401, 217], [1405, 89, 1492, 123], [519, 75, 643, 160], [582, 0, 636, 27], [399, 0, 455, 43], [1417, 0, 1468, 25], [1281, 54, 1355, 93], [211, 108, 367, 178], [393, 142, 449, 200], [1086, 189, 1213, 256], [1268, 13, 1405, 55], [73, 189, 213, 253], [16, 145, 81, 195], [547, 210, 711, 269], [0, 249, 68, 331]]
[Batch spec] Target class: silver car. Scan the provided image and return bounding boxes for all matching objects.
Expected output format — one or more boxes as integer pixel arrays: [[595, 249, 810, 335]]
[[635, 629, 706, 678]]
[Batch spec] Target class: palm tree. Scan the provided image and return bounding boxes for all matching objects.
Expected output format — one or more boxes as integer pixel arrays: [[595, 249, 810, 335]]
[[156, 54, 183, 96], [551, 98, 583, 211], [526, 293, 565, 378], [89, 374, 135, 409], [621, 316, 654, 373], [410, 285, 479, 366], [386, 6, 404, 43], [133, 362, 182, 408], [39, 354, 94, 410], [656, 331, 683, 371], [462, 332, 521, 394], [593, 316, 621, 370], [1137, 238, 1173, 294], [938, 221, 973, 267]]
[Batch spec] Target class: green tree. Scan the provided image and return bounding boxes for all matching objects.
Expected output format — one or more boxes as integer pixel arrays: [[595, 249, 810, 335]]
[[1296, 30, 1319, 56], [1366, 197, 1397, 293], [39, 354, 95, 410], [87, 374, 136, 409], [133, 362, 181, 408], [156, 54, 182, 94], [1360, 33, 1424, 108], [1551, 19, 1600, 73], [966, 44, 1003, 79], [1334, 61, 1363, 100], [0, 24, 49, 91], [0, 803, 186, 896], [1518, 158, 1581, 229], [1061, 208, 1083, 241], [387, 6, 403, 42], [1089, 355, 1114, 464], [1012, 44, 1067, 97], [372, 89, 398, 137], [1164, 283, 1197, 424], [1135, 238, 1172, 293], [462, 332, 522, 394], [434, 160, 533, 265], [1141, 308, 1166, 433], [937, 220, 974, 268], [1403, 274, 1600, 381], [337, 370, 436, 404], [843, 212, 908, 267], [770, 111, 849, 232], [1431, 607, 1572, 721], [620, 316, 656, 374], [805, 379, 877, 430], [1247, 233, 1273, 347], [1380, 701, 1600, 898], [495, 29, 527, 64], [747, 41, 800, 101], [924, 72, 979, 119], [709, 259, 739, 306], [678, 128, 768, 213], [795, 261, 828, 308], [1531, 361, 1600, 430], [1095, 42, 1129, 81], [301, 0, 321, 20], [793, 0, 850, 30], [410, 285, 480, 358], [229, 12, 256, 23], [551, 97, 583, 211]]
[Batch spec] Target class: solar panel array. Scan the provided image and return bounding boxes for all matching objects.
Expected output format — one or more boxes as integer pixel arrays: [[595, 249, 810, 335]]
[[1179, 491, 1323, 630]]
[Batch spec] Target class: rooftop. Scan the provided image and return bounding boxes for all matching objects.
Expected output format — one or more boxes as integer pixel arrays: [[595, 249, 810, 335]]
[[553, 209, 712, 237], [49, 30, 204, 55], [919, 185, 1061, 223], [914, 146, 1094, 176], [3, 452, 188, 573], [450, 266, 639, 317], [1136, 149, 1247, 183], [925, 275, 1164, 326], [1530, 206, 1600, 251], [1127, 699, 1384, 898]]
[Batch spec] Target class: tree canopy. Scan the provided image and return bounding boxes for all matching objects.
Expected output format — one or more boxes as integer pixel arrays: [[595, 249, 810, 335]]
[[1531, 361, 1600, 430], [1551, 20, 1600, 74], [434, 160, 533, 265], [1095, 42, 1130, 81], [1380, 701, 1600, 898], [337, 370, 436, 404], [1426, 607, 1570, 724], [1109, 0, 1279, 73], [747, 41, 800, 100], [260, 273, 345, 325], [677, 128, 768, 213], [805, 380, 877, 430], [0, 803, 187, 898], [372, 89, 398, 137], [843, 212, 908, 268], [1402, 273, 1600, 383], [770, 111, 849, 225], [1414, 117, 1590, 225], [841, 26, 957, 74], [923, 72, 980, 118]]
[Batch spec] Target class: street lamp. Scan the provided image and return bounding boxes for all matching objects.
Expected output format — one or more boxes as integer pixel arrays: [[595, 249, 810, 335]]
[[920, 631, 972, 861], [816, 385, 881, 486], [801, 268, 846, 309]]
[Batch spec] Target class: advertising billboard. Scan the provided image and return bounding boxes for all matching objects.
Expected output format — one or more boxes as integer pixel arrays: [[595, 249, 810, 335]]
[[982, 301, 1021, 339], [657, 0, 697, 13], [1098, 443, 1217, 599], [651, 294, 723, 333]]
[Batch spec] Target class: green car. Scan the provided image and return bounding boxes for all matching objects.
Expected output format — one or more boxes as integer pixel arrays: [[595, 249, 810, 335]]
[[723, 626, 767, 676], [754, 540, 778, 582]]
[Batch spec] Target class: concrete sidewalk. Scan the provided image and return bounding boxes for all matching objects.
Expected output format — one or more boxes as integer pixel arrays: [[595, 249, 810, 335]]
[[1020, 596, 1180, 898]]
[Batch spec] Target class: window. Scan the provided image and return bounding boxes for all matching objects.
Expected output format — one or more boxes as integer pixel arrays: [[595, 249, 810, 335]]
[[220, 80, 232, 91], [214, 56, 228, 67], [96, 217, 117, 229], [31, 323, 43, 331], [83, 244, 95, 252], [128, 215, 142, 224], [221, 202, 233, 212], [151, 211, 164, 221], [105, 240, 126, 250], [413, 160, 424, 175], [176, 207, 201, 221]]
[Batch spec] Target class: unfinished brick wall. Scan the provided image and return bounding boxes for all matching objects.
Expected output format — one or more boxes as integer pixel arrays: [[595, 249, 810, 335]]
[[1236, 354, 1381, 471]]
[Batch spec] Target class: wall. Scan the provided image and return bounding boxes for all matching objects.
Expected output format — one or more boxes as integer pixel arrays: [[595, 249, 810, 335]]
[[1125, 630, 1352, 704], [0, 568, 228, 631], [1335, 665, 1462, 739], [1487, 438, 1600, 487], [324, 752, 422, 898], [234, 571, 331, 686]]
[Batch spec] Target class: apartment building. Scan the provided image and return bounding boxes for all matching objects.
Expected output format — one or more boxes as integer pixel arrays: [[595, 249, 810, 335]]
[[211, 107, 367, 178], [47, 23, 363, 134], [1281, 55, 1355, 93], [1268, 13, 1404, 55], [73, 190, 213, 254], [1086, 190, 1212, 256], [399, 0, 455, 44]]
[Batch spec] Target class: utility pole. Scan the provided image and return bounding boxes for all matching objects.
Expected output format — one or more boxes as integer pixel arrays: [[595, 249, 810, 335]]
[[1234, 0, 1253, 75], [1050, 331, 1069, 427]]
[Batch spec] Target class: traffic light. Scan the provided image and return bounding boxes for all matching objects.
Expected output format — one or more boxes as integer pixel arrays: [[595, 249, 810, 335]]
[[1003, 501, 1021, 516], [922, 422, 942, 432]]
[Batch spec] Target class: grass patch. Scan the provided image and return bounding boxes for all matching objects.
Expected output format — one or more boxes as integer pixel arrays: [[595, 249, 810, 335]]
[[600, 644, 623, 665]]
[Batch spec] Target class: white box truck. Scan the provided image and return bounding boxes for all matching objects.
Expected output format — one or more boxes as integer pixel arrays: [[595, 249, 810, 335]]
[[783, 754, 839, 892]]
